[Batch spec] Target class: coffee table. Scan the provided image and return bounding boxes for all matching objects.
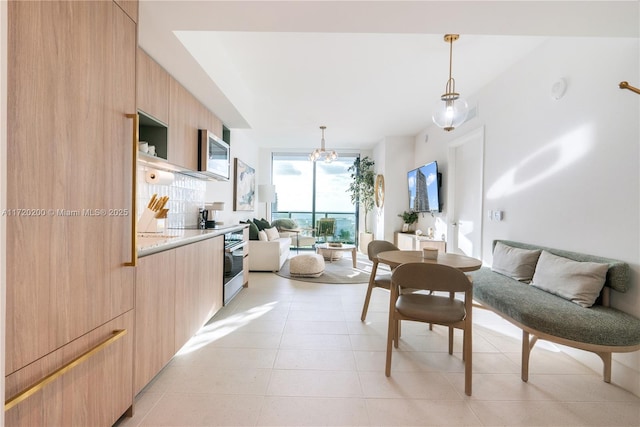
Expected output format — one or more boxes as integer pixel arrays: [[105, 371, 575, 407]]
[[315, 243, 357, 268]]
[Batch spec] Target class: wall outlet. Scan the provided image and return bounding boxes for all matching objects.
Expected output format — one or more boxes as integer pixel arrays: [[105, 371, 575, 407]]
[[493, 210, 504, 221]]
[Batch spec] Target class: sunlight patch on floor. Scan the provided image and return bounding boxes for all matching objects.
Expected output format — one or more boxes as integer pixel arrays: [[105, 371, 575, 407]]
[[174, 302, 277, 356]]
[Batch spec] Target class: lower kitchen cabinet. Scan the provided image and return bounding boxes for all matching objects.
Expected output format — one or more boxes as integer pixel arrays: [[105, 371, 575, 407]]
[[174, 236, 224, 351], [133, 235, 224, 394], [5, 311, 134, 427], [134, 249, 176, 395]]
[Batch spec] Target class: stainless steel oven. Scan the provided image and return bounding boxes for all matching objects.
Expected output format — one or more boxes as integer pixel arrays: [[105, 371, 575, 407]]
[[223, 230, 246, 305]]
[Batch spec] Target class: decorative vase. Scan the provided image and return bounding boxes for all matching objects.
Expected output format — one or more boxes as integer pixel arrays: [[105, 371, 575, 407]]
[[359, 232, 374, 255]]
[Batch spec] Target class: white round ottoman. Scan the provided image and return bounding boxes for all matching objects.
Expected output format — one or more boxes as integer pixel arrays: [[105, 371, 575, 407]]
[[290, 254, 325, 278]]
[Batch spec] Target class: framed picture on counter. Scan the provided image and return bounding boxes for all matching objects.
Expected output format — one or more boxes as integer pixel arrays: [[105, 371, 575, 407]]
[[233, 158, 256, 211]]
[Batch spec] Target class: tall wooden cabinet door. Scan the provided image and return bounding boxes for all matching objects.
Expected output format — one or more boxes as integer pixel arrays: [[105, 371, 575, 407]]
[[134, 250, 176, 395], [137, 48, 170, 124], [6, 0, 136, 374], [168, 77, 200, 170]]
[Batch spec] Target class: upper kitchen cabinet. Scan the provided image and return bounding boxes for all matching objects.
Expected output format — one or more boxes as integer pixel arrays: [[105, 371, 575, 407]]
[[137, 48, 169, 125], [200, 99, 224, 142], [137, 48, 169, 159], [169, 76, 202, 169], [115, 0, 138, 22], [6, 0, 136, 422]]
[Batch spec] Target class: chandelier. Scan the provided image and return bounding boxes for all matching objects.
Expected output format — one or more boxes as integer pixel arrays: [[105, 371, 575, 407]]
[[432, 34, 469, 132], [309, 125, 338, 163]]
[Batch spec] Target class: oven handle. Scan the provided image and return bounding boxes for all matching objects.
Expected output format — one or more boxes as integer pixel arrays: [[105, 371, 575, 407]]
[[225, 241, 247, 253]]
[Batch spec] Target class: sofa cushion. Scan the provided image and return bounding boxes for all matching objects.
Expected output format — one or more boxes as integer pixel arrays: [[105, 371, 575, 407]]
[[265, 227, 280, 241], [258, 230, 268, 241], [491, 241, 541, 282], [253, 218, 271, 231], [494, 240, 630, 293], [271, 218, 297, 231], [531, 250, 608, 308], [470, 267, 640, 347], [246, 220, 259, 240]]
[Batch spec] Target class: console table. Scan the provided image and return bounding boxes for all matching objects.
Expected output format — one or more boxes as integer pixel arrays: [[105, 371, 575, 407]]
[[394, 232, 446, 252]]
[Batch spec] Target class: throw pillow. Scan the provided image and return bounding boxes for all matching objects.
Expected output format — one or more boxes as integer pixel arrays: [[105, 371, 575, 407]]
[[530, 250, 608, 308], [258, 230, 268, 241], [245, 220, 259, 240], [264, 227, 280, 241], [271, 218, 297, 231], [253, 218, 271, 231], [491, 242, 542, 282]]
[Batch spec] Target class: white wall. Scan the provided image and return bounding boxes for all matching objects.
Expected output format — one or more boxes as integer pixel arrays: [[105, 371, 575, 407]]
[[373, 136, 415, 243], [204, 129, 260, 226], [413, 36, 640, 395]]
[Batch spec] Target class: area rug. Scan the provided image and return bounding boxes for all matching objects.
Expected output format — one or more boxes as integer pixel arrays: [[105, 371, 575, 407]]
[[276, 256, 377, 284]]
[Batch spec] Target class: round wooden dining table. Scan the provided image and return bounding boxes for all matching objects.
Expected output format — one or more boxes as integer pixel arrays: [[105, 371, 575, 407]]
[[377, 250, 482, 272]]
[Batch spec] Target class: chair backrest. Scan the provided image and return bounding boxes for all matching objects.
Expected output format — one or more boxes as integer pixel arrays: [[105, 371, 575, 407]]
[[316, 218, 336, 238], [391, 262, 472, 293], [367, 240, 399, 262]]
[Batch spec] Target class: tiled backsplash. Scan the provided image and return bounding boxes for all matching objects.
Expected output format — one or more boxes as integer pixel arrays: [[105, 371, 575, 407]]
[[137, 165, 206, 229]]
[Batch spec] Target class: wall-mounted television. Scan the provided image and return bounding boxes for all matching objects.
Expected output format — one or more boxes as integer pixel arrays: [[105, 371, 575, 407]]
[[407, 161, 442, 213]]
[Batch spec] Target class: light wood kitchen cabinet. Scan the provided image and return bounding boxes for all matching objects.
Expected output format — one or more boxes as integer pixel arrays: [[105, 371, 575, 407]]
[[168, 76, 202, 169], [5, 311, 134, 426], [394, 232, 447, 252], [137, 47, 170, 125], [114, 0, 138, 22], [199, 97, 224, 141], [134, 250, 176, 395], [168, 74, 225, 170], [174, 236, 224, 352], [6, 0, 136, 423]]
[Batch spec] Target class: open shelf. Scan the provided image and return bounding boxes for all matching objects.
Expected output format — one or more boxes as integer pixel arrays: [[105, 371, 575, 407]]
[[138, 110, 168, 160]]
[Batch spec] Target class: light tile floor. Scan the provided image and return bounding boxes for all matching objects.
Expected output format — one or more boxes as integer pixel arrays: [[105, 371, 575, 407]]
[[116, 256, 640, 426]]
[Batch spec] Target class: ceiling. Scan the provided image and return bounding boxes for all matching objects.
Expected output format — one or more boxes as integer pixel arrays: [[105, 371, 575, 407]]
[[138, 1, 638, 150]]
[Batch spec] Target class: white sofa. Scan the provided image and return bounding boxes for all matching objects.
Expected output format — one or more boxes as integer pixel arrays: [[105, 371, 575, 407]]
[[248, 237, 291, 272]]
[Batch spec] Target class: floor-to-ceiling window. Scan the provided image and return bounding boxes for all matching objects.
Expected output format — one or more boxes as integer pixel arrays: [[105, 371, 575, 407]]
[[272, 153, 358, 246]]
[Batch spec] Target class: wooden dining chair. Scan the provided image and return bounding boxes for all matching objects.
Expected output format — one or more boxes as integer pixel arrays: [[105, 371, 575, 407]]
[[385, 262, 474, 396], [360, 240, 399, 321]]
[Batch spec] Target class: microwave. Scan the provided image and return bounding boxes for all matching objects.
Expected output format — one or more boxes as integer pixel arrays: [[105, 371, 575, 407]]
[[198, 129, 230, 181]]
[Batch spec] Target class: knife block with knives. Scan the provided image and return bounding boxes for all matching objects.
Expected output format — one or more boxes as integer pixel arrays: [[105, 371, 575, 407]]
[[139, 194, 169, 232]]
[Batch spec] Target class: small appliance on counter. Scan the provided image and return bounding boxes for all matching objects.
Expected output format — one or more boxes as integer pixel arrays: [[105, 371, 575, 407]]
[[200, 201, 225, 229], [198, 208, 210, 229]]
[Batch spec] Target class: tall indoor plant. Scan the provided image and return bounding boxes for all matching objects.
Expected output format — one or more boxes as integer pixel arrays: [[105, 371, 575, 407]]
[[348, 156, 376, 253]]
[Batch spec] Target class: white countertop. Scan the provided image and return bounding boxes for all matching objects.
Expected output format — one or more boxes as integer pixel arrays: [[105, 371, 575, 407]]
[[137, 224, 246, 257]]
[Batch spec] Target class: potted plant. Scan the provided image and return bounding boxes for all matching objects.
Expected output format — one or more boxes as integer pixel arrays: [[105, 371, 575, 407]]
[[348, 156, 376, 254], [399, 210, 418, 232]]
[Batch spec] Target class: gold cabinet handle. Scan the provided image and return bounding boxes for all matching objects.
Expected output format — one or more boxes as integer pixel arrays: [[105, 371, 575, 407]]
[[619, 81, 640, 95], [5, 329, 128, 411], [125, 113, 138, 266]]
